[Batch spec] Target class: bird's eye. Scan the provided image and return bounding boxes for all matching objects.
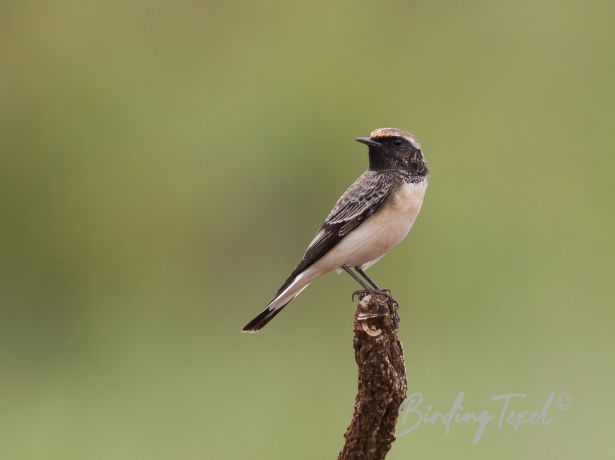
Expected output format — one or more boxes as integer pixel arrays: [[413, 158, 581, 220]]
[[393, 139, 403, 147]]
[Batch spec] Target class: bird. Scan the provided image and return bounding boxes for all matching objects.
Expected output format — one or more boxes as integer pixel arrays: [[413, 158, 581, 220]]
[[242, 127, 429, 333]]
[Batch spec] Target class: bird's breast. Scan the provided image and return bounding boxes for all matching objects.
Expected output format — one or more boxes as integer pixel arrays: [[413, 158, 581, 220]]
[[315, 178, 428, 271], [388, 179, 428, 215], [375, 179, 428, 251]]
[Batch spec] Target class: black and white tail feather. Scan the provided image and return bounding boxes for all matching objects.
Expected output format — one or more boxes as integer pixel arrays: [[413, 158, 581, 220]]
[[241, 268, 311, 332]]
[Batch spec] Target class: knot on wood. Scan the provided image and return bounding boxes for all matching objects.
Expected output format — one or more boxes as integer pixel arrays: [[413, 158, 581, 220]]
[[353, 290, 400, 336]]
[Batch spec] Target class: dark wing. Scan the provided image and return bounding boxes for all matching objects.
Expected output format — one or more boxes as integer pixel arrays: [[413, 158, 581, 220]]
[[274, 170, 394, 296]]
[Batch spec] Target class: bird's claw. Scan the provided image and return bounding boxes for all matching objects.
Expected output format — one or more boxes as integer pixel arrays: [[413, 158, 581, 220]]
[[352, 289, 371, 302], [352, 288, 391, 302]]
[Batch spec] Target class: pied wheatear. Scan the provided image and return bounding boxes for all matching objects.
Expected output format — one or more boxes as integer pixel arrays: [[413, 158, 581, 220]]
[[242, 128, 429, 332]]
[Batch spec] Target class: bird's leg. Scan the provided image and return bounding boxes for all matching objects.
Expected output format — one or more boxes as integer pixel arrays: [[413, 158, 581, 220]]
[[343, 265, 377, 302], [355, 266, 381, 290], [342, 265, 370, 290]]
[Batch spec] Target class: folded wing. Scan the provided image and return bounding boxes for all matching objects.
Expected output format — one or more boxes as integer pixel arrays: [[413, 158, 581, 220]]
[[277, 170, 394, 295]]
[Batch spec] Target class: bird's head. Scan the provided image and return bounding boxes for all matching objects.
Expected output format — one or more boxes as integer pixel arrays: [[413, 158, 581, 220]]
[[356, 127, 428, 176]]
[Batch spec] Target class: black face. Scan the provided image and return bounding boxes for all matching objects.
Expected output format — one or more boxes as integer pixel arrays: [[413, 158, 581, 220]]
[[359, 136, 428, 177]]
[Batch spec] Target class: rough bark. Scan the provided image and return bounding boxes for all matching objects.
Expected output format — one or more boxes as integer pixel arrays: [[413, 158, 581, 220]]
[[338, 290, 407, 460]]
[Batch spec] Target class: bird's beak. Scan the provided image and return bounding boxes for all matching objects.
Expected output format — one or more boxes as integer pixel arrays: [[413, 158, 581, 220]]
[[355, 137, 381, 148]]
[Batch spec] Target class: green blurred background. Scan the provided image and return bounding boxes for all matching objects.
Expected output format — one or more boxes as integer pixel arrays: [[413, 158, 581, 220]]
[[1, 0, 614, 458]]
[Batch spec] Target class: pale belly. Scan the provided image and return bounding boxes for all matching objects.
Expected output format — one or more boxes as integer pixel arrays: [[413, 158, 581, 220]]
[[314, 180, 428, 272]]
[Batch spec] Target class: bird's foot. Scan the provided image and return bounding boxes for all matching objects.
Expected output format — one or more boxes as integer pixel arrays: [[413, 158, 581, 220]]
[[352, 289, 369, 302], [352, 288, 390, 302]]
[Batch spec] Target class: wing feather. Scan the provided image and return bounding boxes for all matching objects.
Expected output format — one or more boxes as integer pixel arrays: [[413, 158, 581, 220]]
[[274, 170, 394, 296]]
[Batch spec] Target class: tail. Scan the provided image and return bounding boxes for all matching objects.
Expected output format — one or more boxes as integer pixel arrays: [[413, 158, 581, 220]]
[[242, 271, 313, 333]]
